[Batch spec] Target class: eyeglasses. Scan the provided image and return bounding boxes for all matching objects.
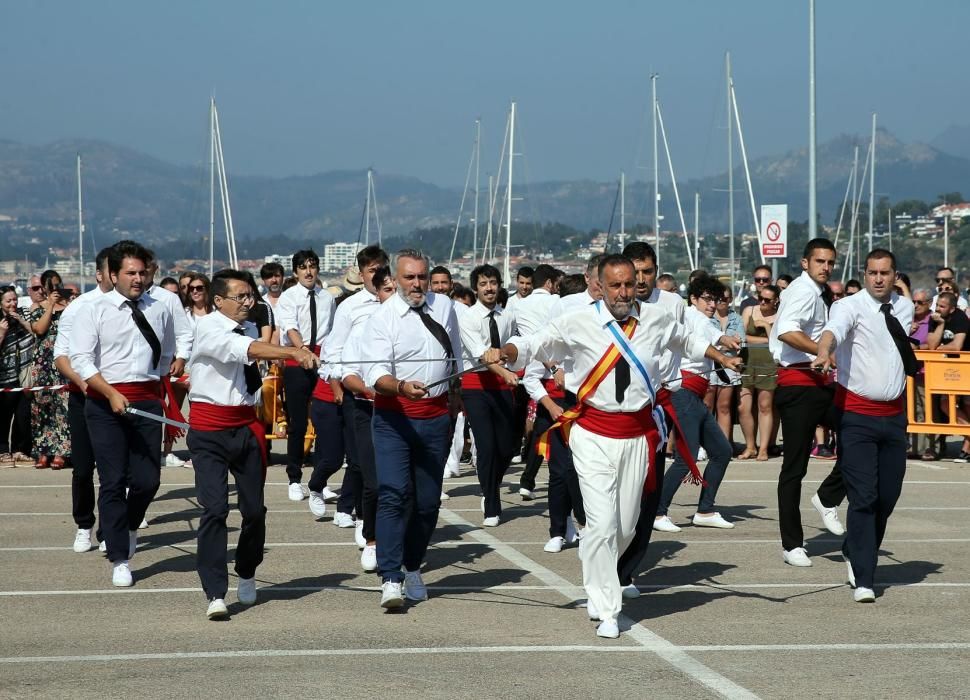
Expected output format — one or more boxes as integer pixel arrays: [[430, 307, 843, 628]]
[[222, 293, 254, 303], [753, 277, 771, 283], [717, 297, 730, 304], [30, 285, 43, 291], [758, 297, 777, 304], [698, 294, 717, 303], [914, 299, 930, 305], [189, 285, 206, 292]]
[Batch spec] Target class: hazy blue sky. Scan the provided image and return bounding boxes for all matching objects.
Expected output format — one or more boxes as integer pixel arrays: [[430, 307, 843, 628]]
[[3, 0, 967, 185]]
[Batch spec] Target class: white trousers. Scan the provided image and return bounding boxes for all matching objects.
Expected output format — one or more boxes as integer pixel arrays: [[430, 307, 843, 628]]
[[444, 412, 476, 475], [570, 423, 653, 623]]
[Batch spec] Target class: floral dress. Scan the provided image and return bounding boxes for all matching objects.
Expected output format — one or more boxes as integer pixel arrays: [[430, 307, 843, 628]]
[[28, 307, 70, 458]]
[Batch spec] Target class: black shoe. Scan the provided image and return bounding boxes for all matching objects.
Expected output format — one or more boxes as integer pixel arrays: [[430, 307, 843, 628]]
[[955, 451, 970, 464]]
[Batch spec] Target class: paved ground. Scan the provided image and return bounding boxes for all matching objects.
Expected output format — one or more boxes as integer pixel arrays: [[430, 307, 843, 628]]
[[1, 444, 969, 699]]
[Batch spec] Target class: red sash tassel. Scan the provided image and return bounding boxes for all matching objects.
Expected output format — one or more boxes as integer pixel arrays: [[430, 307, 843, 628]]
[[655, 388, 707, 489], [161, 376, 188, 442]]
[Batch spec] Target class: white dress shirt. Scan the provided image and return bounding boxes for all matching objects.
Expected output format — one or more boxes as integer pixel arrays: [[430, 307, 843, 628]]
[[70, 289, 176, 383], [147, 284, 193, 361], [665, 306, 722, 390], [513, 288, 562, 337], [769, 270, 828, 366], [523, 359, 557, 402], [509, 301, 710, 413], [504, 291, 528, 317], [646, 287, 686, 388], [187, 311, 259, 406], [361, 291, 461, 398], [559, 290, 598, 312], [322, 288, 379, 380], [824, 291, 914, 401], [53, 286, 107, 361], [275, 283, 335, 348], [457, 301, 514, 372]]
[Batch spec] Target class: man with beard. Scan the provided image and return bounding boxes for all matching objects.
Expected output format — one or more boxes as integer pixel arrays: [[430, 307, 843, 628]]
[[259, 262, 285, 343]]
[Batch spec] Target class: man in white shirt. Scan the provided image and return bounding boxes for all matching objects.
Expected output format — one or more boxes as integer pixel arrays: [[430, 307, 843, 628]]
[[457, 263, 519, 526], [493, 254, 741, 639], [69, 241, 177, 588], [813, 249, 916, 603], [503, 266, 534, 317], [52, 246, 114, 554], [188, 269, 319, 619], [360, 249, 461, 610], [275, 249, 336, 502], [769, 238, 847, 568], [930, 266, 968, 311], [511, 264, 561, 337]]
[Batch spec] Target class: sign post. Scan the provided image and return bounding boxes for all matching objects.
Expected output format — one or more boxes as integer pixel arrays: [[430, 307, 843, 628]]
[[760, 204, 788, 259]]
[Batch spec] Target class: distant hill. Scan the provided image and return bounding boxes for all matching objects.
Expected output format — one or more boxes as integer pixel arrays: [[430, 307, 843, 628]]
[[0, 129, 967, 248], [931, 123, 970, 161]]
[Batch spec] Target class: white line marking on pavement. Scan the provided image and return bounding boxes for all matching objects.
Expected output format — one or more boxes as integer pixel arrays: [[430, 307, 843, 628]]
[[437, 508, 759, 700], [682, 642, 970, 652]]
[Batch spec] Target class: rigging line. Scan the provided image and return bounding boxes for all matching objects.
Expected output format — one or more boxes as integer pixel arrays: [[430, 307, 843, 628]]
[[605, 177, 621, 249], [355, 173, 368, 249], [449, 137, 478, 266]]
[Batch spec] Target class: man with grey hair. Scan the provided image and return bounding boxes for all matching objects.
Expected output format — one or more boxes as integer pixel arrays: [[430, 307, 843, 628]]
[[359, 249, 462, 609], [20, 274, 44, 313]]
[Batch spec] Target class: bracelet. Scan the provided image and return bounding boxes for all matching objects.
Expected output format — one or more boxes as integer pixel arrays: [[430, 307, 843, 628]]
[[397, 379, 406, 396]]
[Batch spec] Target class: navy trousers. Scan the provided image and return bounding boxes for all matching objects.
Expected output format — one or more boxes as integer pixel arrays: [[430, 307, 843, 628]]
[[351, 398, 379, 542], [68, 392, 98, 530], [462, 388, 515, 518], [308, 398, 345, 494], [532, 393, 586, 538]]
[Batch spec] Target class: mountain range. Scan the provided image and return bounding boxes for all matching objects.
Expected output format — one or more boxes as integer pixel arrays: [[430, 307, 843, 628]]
[[0, 128, 967, 251]]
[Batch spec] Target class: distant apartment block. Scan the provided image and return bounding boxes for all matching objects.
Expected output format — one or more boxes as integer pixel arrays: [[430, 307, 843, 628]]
[[322, 242, 361, 272]]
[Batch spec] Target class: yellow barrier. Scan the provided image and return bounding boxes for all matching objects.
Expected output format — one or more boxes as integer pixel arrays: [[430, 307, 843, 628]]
[[906, 350, 970, 436]]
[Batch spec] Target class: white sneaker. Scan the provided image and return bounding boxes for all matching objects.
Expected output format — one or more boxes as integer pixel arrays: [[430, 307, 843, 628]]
[[308, 491, 327, 518], [354, 521, 366, 549], [444, 466, 460, 479], [439, 490, 450, 501], [164, 453, 184, 468], [586, 599, 600, 621], [621, 584, 640, 599], [380, 581, 404, 609], [206, 598, 229, 619], [519, 487, 535, 501], [288, 483, 305, 502], [811, 493, 845, 536], [321, 486, 339, 502], [99, 539, 107, 553], [112, 561, 133, 587], [361, 545, 377, 572], [853, 587, 876, 603], [129, 530, 137, 559], [332, 511, 355, 528], [482, 516, 500, 527], [403, 569, 428, 601], [596, 619, 620, 639], [653, 515, 682, 533], [691, 512, 735, 529], [543, 536, 565, 553], [73, 528, 93, 553], [138, 517, 149, 529], [844, 553, 856, 588], [697, 447, 708, 462], [783, 547, 812, 567], [511, 455, 523, 464], [237, 577, 257, 605]]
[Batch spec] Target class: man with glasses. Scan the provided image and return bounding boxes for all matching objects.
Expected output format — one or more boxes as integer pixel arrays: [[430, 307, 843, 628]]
[[932, 267, 968, 311], [739, 264, 773, 312], [187, 269, 319, 619], [276, 250, 336, 502]]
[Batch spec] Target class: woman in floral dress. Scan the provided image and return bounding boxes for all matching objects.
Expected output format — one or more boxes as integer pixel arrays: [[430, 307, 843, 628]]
[[28, 270, 70, 469]]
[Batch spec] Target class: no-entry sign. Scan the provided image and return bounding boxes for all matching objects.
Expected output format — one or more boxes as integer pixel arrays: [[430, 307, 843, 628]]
[[760, 204, 788, 258]]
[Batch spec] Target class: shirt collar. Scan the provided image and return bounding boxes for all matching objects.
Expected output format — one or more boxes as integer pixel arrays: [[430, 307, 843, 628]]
[[472, 300, 500, 318], [593, 299, 640, 327], [532, 288, 551, 297], [798, 270, 824, 296], [106, 289, 140, 309]]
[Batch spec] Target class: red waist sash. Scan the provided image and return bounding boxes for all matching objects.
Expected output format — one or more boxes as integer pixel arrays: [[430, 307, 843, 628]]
[[542, 377, 565, 400], [834, 385, 904, 417], [680, 370, 710, 399], [87, 381, 161, 403], [189, 401, 268, 472], [312, 376, 337, 403], [461, 370, 512, 391], [655, 387, 706, 490], [374, 393, 449, 419], [778, 362, 831, 388], [284, 344, 320, 368], [572, 405, 663, 493]]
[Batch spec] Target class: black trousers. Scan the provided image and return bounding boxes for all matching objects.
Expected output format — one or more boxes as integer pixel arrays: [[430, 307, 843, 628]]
[[308, 398, 345, 494], [67, 392, 97, 530], [775, 383, 846, 551], [0, 391, 23, 453], [534, 393, 586, 538], [837, 410, 907, 590], [463, 388, 516, 518], [510, 383, 530, 457], [188, 426, 267, 600], [519, 427, 544, 492], [283, 365, 317, 484], [351, 397, 379, 542], [337, 396, 361, 516], [85, 397, 162, 563]]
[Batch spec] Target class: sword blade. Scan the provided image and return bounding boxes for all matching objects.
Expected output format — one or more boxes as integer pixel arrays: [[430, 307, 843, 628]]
[[423, 362, 492, 391], [125, 406, 190, 432]]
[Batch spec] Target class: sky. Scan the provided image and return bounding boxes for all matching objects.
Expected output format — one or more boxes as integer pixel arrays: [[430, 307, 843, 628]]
[[3, 0, 967, 186]]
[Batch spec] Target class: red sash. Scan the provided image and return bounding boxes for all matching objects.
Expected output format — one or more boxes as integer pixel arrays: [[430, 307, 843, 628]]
[[542, 377, 565, 400], [679, 370, 710, 399], [161, 376, 188, 441], [87, 381, 161, 403], [576, 405, 661, 492], [189, 402, 268, 475], [285, 344, 320, 368], [655, 388, 706, 489], [778, 362, 831, 388], [374, 393, 449, 419], [312, 376, 338, 403], [834, 385, 904, 417], [461, 371, 513, 391]]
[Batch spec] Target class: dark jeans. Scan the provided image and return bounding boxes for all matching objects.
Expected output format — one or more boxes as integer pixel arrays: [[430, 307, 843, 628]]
[[283, 366, 317, 484], [308, 398, 345, 494], [837, 410, 907, 590], [510, 383, 530, 457], [775, 383, 846, 551], [67, 392, 97, 530], [86, 397, 162, 563], [351, 398, 379, 542], [463, 388, 515, 518], [0, 391, 23, 453], [659, 389, 733, 515], [372, 409, 449, 582], [188, 426, 267, 600], [533, 393, 585, 538], [337, 396, 360, 516]]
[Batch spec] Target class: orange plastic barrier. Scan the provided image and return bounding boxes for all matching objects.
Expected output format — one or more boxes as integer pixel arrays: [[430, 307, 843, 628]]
[[258, 363, 316, 452], [906, 350, 970, 436]]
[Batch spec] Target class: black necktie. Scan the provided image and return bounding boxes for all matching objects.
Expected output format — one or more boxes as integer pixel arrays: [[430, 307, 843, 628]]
[[233, 328, 263, 395], [412, 306, 454, 358], [880, 303, 919, 377], [488, 310, 501, 349], [125, 299, 161, 369], [308, 288, 317, 350], [615, 356, 630, 403], [821, 286, 834, 309]]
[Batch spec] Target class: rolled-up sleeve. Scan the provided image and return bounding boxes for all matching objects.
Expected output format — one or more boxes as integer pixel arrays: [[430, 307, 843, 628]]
[[522, 360, 549, 402], [172, 298, 194, 360], [775, 287, 817, 337], [666, 318, 712, 363], [69, 303, 101, 381], [276, 289, 299, 333]]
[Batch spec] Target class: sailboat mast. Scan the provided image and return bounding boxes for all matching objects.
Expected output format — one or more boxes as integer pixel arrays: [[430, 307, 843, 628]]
[[808, 0, 818, 239], [365, 169, 372, 246], [486, 175, 494, 265], [694, 192, 701, 271], [730, 80, 763, 263], [504, 101, 515, 286], [868, 112, 876, 253], [473, 118, 481, 263], [651, 74, 660, 266], [726, 52, 735, 291], [209, 97, 216, 277], [77, 154, 84, 293], [620, 170, 625, 247]]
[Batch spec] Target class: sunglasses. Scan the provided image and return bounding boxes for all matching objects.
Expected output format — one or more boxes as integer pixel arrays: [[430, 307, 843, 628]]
[[30, 285, 43, 291], [758, 297, 777, 303], [189, 285, 206, 292], [914, 300, 930, 305], [753, 277, 771, 283]]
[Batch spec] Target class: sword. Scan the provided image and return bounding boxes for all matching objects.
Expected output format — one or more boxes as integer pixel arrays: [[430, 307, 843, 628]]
[[422, 362, 496, 391], [125, 406, 190, 432]]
